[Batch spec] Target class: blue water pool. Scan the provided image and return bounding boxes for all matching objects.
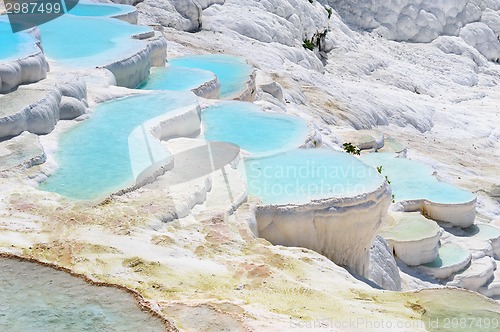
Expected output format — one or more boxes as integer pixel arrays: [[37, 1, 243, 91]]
[[138, 66, 216, 91], [38, 15, 150, 67], [361, 153, 475, 204], [41, 92, 198, 200], [68, 1, 134, 17], [0, 19, 39, 62], [169, 55, 253, 98], [202, 101, 308, 155], [245, 149, 384, 205], [0, 257, 165, 331], [423, 243, 470, 268]]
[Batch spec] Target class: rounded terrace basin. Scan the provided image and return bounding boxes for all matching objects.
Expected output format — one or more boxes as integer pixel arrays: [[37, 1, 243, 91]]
[[202, 101, 308, 156], [68, 1, 135, 18], [421, 243, 472, 279], [465, 224, 500, 240], [38, 15, 151, 68], [169, 55, 253, 98], [0, 20, 39, 63], [0, 257, 166, 331], [380, 213, 441, 266], [40, 91, 199, 201], [245, 149, 384, 205], [361, 152, 476, 226], [138, 66, 219, 97]]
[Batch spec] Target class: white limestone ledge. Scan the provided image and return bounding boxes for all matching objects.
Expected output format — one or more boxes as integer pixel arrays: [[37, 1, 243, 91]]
[[299, 123, 323, 149], [398, 198, 477, 228], [0, 76, 88, 139], [253, 182, 391, 276], [0, 132, 45, 172], [478, 261, 500, 298], [419, 243, 472, 280], [380, 213, 442, 266], [368, 235, 402, 291], [101, 32, 167, 88], [233, 70, 257, 102], [0, 28, 49, 94], [110, 4, 139, 24], [191, 76, 221, 99]]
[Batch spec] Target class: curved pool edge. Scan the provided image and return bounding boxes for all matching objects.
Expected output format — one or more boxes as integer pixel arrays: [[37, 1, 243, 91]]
[[0, 252, 177, 331], [399, 198, 477, 228], [231, 69, 256, 101], [191, 75, 221, 99], [252, 180, 392, 276], [419, 244, 472, 279], [0, 76, 88, 139], [101, 32, 167, 88]]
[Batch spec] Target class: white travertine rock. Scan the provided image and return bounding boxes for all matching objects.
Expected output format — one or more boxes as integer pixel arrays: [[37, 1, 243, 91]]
[[136, 0, 202, 32], [102, 32, 167, 88], [0, 27, 49, 93], [419, 243, 472, 280], [254, 182, 391, 276], [0, 132, 45, 171], [368, 235, 402, 291], [59, 96, 88, 120], [203, 0, 329, 47], [448, 256, 496, 291], [0, 76, 88, 138], [260, 81, 284, 102], [399, 198, 477, 228], [459, 22, 500, 61], [324, 0, 500, 61], [191, 76, 221, 99], [381, 213, 442, 266]]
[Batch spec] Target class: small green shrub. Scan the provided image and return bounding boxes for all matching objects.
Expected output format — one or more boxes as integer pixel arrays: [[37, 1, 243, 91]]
[[326, 7, 333, 19], [343, 142, 361, 155], [303, 39, 315, 50]]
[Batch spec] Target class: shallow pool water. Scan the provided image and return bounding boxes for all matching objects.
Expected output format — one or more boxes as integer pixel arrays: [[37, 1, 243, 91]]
[[245, 149, 384, 205], [138, 66, 216, 91], [202, 101, 308, 155], [0, 257, 165, 331], [169, 55, 253, 98], [423, 243, 470, 268], [466, 224, 500, 240], [0, 19, 39, 62], [41, 92, 197, 200], [38, 15, 150, 67], [68, 1, 133, 17], [361, 153, 475, 204]]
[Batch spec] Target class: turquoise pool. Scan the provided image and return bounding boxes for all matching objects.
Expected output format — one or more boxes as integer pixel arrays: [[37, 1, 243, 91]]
[[41, 92, 198, 200], [361, 153, 475, 204], [169, 55, 253, 98], [0, 19, 39, 62], [68, 1, 134, 17], [38, 15, 150, 67], [0, 257, 165, 331], [202, 101, 308, 155], [245, 149, 384, 205], [138, 66, 216, 91], [423, 243, 470, 268]]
